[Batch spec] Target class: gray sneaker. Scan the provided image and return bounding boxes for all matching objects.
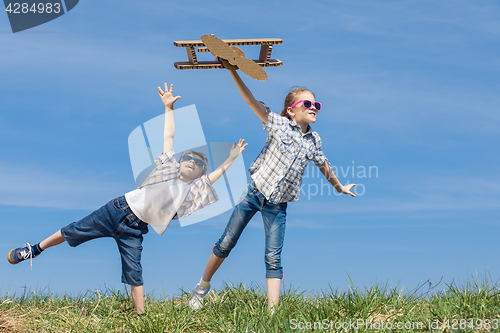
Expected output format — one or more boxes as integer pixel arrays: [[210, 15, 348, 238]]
[[7, 243, 36, 266], [188, 283, 210, 311]]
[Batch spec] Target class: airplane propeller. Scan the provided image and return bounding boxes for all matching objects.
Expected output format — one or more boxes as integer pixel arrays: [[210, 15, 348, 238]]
[[201, 34, 268, 81]]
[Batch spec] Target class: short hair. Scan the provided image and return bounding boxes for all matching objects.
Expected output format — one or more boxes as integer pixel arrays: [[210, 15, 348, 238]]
[[179, 150, 208, 175]]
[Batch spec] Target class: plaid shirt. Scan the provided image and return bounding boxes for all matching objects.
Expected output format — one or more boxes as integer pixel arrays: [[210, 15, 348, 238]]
[[139, 149, 218, 219], [249, 111, 328, 204]]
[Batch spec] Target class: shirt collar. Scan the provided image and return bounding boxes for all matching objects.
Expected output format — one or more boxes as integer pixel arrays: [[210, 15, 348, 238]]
[[288, 119, 313, 135]]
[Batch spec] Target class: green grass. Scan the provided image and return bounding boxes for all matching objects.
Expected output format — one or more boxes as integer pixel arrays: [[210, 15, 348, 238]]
[[1, 276, 499, 332]]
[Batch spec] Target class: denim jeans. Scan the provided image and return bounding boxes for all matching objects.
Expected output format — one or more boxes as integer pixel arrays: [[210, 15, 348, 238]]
[[213, 180, 287, 279], [60, 196, 149, 286]]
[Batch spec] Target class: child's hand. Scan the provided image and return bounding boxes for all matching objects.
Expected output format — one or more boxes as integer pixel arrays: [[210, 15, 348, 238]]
[[229, 139, 248, 160], [158, 83, 181, 109], [220, 58, 238, 71], [336, 184, 357, 197]]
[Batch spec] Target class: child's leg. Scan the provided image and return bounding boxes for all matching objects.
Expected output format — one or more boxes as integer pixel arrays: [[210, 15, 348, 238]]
[[111, 198, 148, 314], [189, 181, 261, 310], [131, 285, 145, 314], [189, 251, 228, 310], [39, 230, 65, 250], [61, 195, 147, 315], [8, 229, 66, 265], [211, 179, 266, 272], [202, 253, 225, 282], [262, 201, 287, 309], [209, 191, 259, 277], [115, 231, 146, 314], [267, 278, 281, 309]]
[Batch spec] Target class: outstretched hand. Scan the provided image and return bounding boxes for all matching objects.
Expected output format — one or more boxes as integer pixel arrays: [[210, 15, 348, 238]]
[[158, 83, 181, 109], [337, 184, 357, 197], [229, 139, 248, 160], [207, 139, 248, 185]]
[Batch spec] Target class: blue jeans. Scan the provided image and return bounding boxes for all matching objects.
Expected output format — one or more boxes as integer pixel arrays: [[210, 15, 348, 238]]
[[60, 196, 149, 286], [213, 180, 287, 279]]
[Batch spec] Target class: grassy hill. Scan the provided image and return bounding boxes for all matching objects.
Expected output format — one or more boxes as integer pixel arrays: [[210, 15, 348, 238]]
[[1, 277, 499, 332]]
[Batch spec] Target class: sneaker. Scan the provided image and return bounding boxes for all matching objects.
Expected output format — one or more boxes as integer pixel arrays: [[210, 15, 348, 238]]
[[188, 283, 210, 311], [7, 243, 36, 266]]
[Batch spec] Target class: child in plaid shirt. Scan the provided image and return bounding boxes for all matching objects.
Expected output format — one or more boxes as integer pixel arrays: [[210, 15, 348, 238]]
[[7, 83, 247, 314], [189, 70, 356, 311]]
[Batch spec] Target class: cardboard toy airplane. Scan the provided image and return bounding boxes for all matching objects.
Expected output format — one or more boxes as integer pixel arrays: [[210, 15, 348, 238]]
[[174, 35, 283, 81]]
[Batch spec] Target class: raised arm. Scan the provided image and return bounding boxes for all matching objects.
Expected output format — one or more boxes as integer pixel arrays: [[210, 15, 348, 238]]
[[158, 83, 181, 153], [207, 139, 248, 184], [227, 70, 269, 123], [317, 161, 357, 197]]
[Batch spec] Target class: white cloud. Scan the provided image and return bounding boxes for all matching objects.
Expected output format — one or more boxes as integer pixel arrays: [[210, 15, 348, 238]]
[[0, 162, 130, 210], [0, 32, 175, 74], [314, 0, 500, 40], [285, 174, 500, 221]]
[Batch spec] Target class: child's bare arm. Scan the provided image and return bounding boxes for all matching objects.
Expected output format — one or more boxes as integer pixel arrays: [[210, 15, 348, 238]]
[[227, 70, 269, 123], [158, 83, 181, 153], [317, 161, 357, 197], [207, 139, 248, 184]]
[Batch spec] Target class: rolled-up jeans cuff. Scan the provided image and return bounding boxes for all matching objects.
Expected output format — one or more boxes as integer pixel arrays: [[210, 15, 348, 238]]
[[266, 270, 283, 279], [212, 244, 230, 258]]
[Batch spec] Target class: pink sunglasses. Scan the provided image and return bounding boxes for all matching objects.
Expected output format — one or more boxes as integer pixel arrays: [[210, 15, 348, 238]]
[[289, 99, 322, 111]]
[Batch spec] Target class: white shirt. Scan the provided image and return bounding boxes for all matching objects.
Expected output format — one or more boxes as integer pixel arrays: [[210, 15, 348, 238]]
[[125, 178, 191, 236]]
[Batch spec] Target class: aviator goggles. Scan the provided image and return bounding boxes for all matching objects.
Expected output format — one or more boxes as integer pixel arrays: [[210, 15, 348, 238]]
[[289, 100, 322, 111], [180, 154, 206, 168]]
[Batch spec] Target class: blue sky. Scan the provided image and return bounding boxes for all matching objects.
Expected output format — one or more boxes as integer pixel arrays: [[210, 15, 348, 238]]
[[1, 0, 499, 299]]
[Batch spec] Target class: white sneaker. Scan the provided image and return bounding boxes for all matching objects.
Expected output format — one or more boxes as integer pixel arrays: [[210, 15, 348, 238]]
[[188, 283, 210, 311]]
